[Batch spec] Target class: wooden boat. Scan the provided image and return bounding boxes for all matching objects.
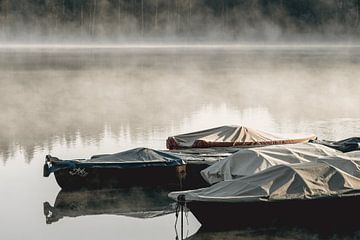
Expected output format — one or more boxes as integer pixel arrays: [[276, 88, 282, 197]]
[[43, 126, 317, 190], [166, 125, 317, 150], [166, 125, 317, 188], [43, 148, 187, 190], [184, 194, 360, 231], [200, 142, 346, 185], [44, 146, 241, 190], [170, 160, 360, 231], [44, 188, 174, 224]]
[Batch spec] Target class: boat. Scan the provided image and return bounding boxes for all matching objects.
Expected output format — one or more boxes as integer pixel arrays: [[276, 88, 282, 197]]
[[43, 147, 238, 190], [310, 137, 360, 153], [201, 142, 346, 184], [43, 126, 317, 190], [166, 125, 317, 150], [44, 188, 174, 224], [43, 148, 186, 190], [167, 125, 317, 188], [169, 157, 360, 231]]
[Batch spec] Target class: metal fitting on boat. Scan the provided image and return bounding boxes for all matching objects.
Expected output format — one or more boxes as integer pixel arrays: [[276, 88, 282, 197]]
[[177, 194, 186, 206]]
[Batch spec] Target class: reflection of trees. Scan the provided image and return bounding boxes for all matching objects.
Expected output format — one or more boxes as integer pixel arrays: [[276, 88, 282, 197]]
[[0, 48, 360, 163]]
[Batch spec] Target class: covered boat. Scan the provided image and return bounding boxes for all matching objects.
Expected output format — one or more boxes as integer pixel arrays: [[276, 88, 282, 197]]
[[311, 137, 360, 153], [201, 143, 345, 184], [169, 157, 360, 230], [167, 125, 316, 188], [43, 148, 186, 190], [166, 125, 317, 150], [44, 188, 174, 224]]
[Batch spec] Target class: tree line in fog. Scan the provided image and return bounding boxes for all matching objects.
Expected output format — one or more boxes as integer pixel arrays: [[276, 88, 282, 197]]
[[0, 0, 359, 42]]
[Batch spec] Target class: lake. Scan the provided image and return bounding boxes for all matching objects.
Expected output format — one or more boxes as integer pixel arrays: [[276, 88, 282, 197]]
[[1, 45, 360, 240]]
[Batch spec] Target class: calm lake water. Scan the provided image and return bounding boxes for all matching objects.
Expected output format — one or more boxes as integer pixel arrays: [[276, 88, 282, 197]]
[[1, 45, 360, 240]]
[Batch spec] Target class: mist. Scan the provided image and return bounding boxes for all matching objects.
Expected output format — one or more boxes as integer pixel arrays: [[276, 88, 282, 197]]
[[1, 46, 360, 163], [1, 2, 360, 240]]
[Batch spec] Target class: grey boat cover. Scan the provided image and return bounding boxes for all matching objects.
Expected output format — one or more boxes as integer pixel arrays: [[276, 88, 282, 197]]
[[201, 143, 345, 184], [169, 157, 360, 203], [168, 147, 240, 165], [166, 125, 317, 150], [44, 148, 185, 176], [310, 137, 360, 153]]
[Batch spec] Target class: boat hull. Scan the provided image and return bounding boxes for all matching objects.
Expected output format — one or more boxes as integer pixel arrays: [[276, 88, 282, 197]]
[[186, 195, 360, 231], [52, 163, 211, 190], [54, 165, 187, 190], [181, 163, 210, 189]]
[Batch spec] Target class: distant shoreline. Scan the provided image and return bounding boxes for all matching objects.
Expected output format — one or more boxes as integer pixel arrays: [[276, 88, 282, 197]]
[[0, 43, 359, 50]]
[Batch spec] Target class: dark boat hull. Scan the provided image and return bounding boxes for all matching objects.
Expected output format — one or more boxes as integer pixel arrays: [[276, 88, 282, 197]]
[[53, 163, 211, 191], [181, 163, 210, 189], [54, 165, 187, 190], [186, 195, 360, 232]]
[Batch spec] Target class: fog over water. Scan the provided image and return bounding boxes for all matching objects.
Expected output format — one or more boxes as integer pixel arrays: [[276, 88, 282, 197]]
[[1, 45, 360, 240], [1, 45, 360, 163]]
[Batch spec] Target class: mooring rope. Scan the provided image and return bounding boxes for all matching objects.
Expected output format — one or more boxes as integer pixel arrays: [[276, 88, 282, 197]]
[[174, 194, 186, 240]]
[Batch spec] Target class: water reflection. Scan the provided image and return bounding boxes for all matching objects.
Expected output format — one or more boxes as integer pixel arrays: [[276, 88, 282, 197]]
[[1, 47, 360, 240], [1, 47, 360, 163], [44, 187, 174, 224]]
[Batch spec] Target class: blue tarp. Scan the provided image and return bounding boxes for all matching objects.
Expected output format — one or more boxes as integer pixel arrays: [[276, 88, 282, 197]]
[[44, 148, 185, 177], [311, 137, 360, 153]]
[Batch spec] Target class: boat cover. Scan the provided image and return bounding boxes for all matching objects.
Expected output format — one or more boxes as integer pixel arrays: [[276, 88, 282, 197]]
[[168, 147, 240, 165], [166, 125, 317, 149], [201, 143, 345, 184], [44, 148, 185, 177], [346, 151, 360, 158], [169, 157, 360, 203], [310, 137, 360, 153]]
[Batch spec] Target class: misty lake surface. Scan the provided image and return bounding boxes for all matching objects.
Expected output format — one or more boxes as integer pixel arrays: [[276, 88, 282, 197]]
[[1, 45, 360, 240]]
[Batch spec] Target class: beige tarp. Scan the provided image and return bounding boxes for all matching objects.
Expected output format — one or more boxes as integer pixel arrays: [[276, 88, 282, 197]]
[[169, 158, 360, 203], [201, 143, 345, 184], [166, 125, 317, 150], [346, 151, 360, 158]]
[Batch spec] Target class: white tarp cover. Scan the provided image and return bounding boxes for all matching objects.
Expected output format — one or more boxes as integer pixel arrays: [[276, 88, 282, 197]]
[[169, 158, 360, 203], [346, 151, 360, 158], [166, 125, 317, 149], [201, 143, 345, 184]]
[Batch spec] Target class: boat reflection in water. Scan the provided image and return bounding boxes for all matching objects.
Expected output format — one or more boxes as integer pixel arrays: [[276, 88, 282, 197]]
[[43, 187, 175, 224]]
